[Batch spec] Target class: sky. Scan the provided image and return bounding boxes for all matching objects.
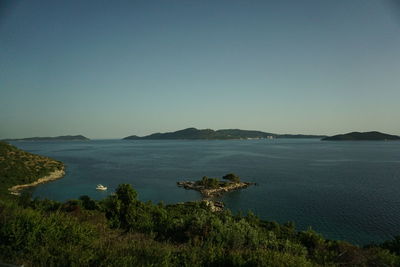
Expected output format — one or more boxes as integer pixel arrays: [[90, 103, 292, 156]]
[[1, 0, 400, 139]]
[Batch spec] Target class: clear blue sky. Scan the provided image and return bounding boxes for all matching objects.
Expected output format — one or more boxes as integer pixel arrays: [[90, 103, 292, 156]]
[[1, 0, 399, 139]]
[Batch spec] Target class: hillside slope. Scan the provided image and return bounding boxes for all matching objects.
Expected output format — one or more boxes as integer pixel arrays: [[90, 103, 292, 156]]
[[0, 141, 64, 197]]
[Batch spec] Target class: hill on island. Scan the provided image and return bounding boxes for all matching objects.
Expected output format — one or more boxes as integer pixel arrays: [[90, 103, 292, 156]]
[[3, 135, 90, 142], [123, 128, 326, 140], [322, 131, 400, 141]]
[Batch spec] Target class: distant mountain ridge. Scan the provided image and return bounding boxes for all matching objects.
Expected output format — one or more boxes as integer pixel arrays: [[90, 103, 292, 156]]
[[322, 131, 400, 141], [3, 135, 90, 141], [123, 128, 326, 140]]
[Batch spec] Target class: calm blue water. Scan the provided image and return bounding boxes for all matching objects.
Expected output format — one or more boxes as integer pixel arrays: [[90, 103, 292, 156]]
[[10, 139, 400, 245]]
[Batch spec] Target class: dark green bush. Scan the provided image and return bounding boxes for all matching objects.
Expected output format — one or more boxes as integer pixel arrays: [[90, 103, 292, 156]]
[[223, 173, 241, 183]]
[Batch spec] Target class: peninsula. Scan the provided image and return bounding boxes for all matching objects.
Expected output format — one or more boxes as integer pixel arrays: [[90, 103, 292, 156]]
[[177, 173, 254, 197], [0, 141, 65, 197], [3, 135, 90, 142], [123, 127, 326, 140], [322, 131, 400, 141]]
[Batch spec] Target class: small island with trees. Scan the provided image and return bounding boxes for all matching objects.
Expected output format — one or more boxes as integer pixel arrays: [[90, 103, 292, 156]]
[[177, 173, 254, 197]]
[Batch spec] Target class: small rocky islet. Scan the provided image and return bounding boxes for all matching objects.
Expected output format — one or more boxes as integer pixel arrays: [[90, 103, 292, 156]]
[[177, 173, 255, 198]]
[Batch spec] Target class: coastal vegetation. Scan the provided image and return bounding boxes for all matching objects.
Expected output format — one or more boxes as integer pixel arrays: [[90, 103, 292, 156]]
[[123, 128, 326, 140], [1, 184, 400, 266], [1, 142, 400, 266], [322, 131, 400, 141]]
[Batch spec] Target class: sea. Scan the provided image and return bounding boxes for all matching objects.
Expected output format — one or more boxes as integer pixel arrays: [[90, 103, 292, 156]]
[[9, 139, 400, 245]]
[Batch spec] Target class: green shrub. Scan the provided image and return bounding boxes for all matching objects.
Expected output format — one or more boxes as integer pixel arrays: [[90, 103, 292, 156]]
[[223, 173, 241, 183]]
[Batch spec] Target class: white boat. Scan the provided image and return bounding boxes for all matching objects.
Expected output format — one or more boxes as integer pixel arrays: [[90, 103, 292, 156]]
[[96, 184, 107, 191]]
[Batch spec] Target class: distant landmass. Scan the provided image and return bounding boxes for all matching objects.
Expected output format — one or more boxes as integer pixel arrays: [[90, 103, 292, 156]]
[[123, 128, 326, 140], [277, 134, 327, 139], [3, 135, 90, 142], [322, 131, 400, 141]]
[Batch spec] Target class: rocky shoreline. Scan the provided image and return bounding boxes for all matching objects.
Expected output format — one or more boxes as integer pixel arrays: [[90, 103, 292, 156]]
[[177, 180, 254, 198], [8, 167, 65, 196]]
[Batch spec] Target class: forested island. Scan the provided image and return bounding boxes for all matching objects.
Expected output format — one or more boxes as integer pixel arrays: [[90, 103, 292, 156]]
[[3, 135, 90, 142], [123, 128, 326, 140], [1, 142, 400, 266], [177, 174, 254, 197], [322, 131, 400, 141]]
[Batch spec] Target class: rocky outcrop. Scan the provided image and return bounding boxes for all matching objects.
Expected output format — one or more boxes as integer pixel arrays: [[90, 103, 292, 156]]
[[202, 200, 224, 212], [177, 181, 254, 197]]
